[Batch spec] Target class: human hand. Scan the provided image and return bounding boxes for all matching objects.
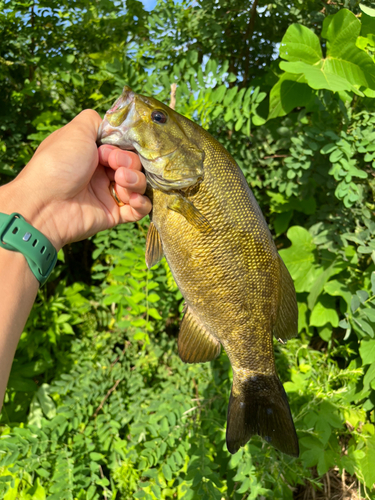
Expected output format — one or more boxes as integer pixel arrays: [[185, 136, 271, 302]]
[[0, 110, 151, 251]]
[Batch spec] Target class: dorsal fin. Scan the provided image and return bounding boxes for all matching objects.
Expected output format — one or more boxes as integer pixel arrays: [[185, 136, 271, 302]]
[[273, 256, 298, 342], [178, 307, 221, 363], [145, 222, 164, 269]]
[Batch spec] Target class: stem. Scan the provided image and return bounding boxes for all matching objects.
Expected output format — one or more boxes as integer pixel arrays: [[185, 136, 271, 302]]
[[92, 379, 121, 418], [169, 83, 177, 110]]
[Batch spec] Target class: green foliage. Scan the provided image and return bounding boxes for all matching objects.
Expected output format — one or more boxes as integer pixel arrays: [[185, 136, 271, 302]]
[[270, 7, 375, 118], [2, 0, 375, 498]]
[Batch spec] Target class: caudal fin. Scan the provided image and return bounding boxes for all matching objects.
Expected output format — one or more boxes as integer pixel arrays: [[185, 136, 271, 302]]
[[226, 374, 299, 457]]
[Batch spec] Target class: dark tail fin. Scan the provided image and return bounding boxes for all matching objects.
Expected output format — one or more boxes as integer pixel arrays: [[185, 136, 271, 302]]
[[226, 374, 299, 457]]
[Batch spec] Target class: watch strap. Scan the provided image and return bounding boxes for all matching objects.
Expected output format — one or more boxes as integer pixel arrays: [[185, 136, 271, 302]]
[[0, 212, 58, 287]]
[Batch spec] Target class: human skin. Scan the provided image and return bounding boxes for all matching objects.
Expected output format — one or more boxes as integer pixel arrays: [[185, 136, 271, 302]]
[[0, 109, 152, 411]]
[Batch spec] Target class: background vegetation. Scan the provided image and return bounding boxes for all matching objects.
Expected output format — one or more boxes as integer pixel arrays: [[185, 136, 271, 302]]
[[1, 0, 375, 498]]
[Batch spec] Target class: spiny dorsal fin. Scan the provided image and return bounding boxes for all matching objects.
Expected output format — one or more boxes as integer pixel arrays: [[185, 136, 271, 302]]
[[167, 194, 213, 233], [145, 222, 164, 269], [273, 256, 298, 342], [178, 307, 221, 363]]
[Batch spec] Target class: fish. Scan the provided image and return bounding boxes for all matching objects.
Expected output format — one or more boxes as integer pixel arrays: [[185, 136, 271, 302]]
[[97, 86, 299, 457]]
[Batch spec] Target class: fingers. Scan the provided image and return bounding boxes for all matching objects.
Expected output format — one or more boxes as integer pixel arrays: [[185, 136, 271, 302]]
[[99, 145, 151, 220], [111, 180, 152, 218], [121, 192, 152, 222], [100, 144, 148, 199], [115, 166, 147, 195], [99, 146, 142, 171]]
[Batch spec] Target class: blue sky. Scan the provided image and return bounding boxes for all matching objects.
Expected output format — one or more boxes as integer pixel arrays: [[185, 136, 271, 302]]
[[142, 0, 157, 11]]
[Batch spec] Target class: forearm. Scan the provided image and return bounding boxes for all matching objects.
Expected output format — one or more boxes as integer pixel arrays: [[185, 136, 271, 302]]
[[0, 180, 53, 412], [0, 111, 151, 413], [0, 247, 39, 412]]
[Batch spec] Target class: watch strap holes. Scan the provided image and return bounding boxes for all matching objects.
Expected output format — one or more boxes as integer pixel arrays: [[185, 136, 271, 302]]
[[32, 239, 38, 247], [40, 246, 46, 254], [12, 227, 19, 234]]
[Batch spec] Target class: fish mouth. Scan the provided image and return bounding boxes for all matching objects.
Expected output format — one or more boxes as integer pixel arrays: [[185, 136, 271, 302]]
[[97, 86, 136, 147], [97, 85, 204, 192]]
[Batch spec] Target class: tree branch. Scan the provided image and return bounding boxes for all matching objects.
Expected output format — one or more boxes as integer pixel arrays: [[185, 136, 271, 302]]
[[243, 0, 259, 86], [169, 83, 177, 109]]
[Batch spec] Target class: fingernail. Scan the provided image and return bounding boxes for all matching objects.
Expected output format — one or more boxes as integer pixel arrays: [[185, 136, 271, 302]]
[[124, 169, 138, 184], [116, 151, 132, 168]]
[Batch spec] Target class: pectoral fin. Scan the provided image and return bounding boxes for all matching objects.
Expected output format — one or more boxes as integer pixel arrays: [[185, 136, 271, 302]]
[[178, 307, 221, 363], [168, 195, 212, 233], [273, 256, 298, 342], [145, 222, 164, 269]]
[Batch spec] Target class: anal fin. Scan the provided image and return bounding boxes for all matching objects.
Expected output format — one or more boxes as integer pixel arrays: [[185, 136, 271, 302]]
[[145, 222, 164, 269], [178, 308, 221, 363], [273, 256, 298, 342]]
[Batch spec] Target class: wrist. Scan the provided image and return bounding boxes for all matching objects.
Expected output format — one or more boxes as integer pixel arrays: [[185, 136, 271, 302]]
[[0, 179, 63, 251]]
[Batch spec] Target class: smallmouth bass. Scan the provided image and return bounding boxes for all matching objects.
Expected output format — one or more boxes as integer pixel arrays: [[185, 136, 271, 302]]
[[98, 86, 299, 457]]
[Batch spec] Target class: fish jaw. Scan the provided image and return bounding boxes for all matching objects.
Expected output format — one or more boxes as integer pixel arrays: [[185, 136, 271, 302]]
[[97, 86, 205, 192], [97, 87, 138, 150]]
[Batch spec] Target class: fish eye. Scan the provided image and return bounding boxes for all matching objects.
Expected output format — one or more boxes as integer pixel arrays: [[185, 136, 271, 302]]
[[151, 110, 168, 124]]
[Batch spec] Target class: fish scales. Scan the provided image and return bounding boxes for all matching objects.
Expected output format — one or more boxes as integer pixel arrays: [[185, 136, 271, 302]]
[[153, 133, 278, 370], [98, 86, 299, 457]]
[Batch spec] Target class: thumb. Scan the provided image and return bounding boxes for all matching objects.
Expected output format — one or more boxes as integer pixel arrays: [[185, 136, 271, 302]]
[[34, 109, 103, 156]]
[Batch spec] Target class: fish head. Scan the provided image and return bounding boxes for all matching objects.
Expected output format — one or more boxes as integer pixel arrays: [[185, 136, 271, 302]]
[[98, 86, 205, 191]]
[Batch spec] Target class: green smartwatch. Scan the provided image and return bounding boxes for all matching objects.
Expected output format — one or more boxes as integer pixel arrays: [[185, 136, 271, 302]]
[[0, 212, 58, 287]]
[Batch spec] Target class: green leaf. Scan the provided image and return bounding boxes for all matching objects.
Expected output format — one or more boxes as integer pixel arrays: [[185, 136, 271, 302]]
[[279, 226, 319, 293], [363, 307, 375, 323], [351, 295, 361, 313], [7, 375, 37, 392], [223, 87, 237, 106], [357, 290, 369, 303], [71, 72, 84, 86], [324, 280, 352, 306], [360, 4, 375, 17], [147, 293, 160, 303], [37, 384, 56, 419], [307, 260, 346, 310], [279, 61, 358, 93], [310, 295, 339, 328], [36, 467, 50, 478], [148, 308, 162, 320], [322, 9, 361, 52], [278, 10, 375, 95], [359, 434, 375, 488], [320, 143, 337, 154], [268, 73, 314, 119], [237, 477, 251, 494], [162, 463, 172, 481], [359, 339, 375, 365], [280, 24, 322, 64], [363, 363, 375, 392]]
